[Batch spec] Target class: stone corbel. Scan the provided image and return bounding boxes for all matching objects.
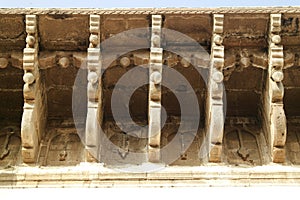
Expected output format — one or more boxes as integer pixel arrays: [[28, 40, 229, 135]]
[[223, 50, 236, 81], [85, 15, 101, 162], [148, 15, 163, 163], [205, 14, 225, 162], [263, 14, 287, 163], [223, 49, 268, 81], [109, 51, 150, 68], [133, 51, 150, 66], [0, 52, 23, 70], [38, 52, 86, 69], [283, 51, 296, 69], [251, 50, 268, 70], [165, 51, 197, 68], [21, 15, 47, 163]]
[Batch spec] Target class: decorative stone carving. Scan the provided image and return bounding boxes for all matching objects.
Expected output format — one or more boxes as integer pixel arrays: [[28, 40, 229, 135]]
[[224, 125, 263, 165], [38, 52, 86, 69], [133, 51, 150, 66], [205, 14, 224, 162], [0, 53, 23, 70], [262, 14, 287, 163], [0, 126, 21, 167], [0, 58, 8, 69], [286, 125, 300, 165], [223, 49, 268, 81], [85, 15, 102, 162], [148, 15, 163, 162], [43, 132, 84, 166], [21, 15, 47, 163], [120, 57, 131, 68], [58, 57, 70, 68], [283, 51, 296, 69]]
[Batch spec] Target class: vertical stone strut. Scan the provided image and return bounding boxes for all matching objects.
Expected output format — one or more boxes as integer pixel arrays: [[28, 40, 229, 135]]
[[264, 14, 286, 163], [85, 15, 102, 162], [206, 14, 225, 162], [148, 15, 163, 162], [21, 15, 47, 163]]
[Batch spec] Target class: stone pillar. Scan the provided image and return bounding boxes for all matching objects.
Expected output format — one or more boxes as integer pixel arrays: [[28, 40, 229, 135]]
[[21, 15, 47, 163], [85, 15, 102, 162], [206, 14, 225, 162], [148, 15, 163, 162], [263, 14, 286, 163]]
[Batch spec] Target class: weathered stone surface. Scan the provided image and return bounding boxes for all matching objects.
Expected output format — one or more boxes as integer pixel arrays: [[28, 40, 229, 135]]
[[223, 14, 269, 47], [224, 123, 267, 165], [21, 15, 47, 163], [1, 7, 300, 187], [101, 15, 149, 48], [205, 14, 225, 162], [39, 15, 89, 51], [164, 15, 211, 46], [148, 15, 163, 162], [0, 15, 26, 51]]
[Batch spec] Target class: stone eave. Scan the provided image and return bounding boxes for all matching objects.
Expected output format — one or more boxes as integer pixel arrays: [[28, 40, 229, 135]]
[[0, 6, 300, 15]]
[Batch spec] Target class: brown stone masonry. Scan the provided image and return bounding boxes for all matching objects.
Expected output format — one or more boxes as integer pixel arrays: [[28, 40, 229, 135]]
[[0, 7, 300, 187]]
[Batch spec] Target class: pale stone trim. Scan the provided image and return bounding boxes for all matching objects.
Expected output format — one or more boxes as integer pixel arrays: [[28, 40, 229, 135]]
[[148, 15, 163, 162], [85, 15, 102, 162]]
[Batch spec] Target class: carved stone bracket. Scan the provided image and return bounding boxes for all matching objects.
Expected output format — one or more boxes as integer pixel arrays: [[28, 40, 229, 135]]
[[205, 14, 225, 162], [85, 15, 101, 162], [21, 15, 47, 163], [148, 15, 163, 163], [263, 14, 287, 163]]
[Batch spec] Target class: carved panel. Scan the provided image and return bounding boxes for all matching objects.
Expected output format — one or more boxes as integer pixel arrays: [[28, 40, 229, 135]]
[[100, 121, 147, 164], [161, 118, 203, 166], [224, 125, 263, 165], [0, 126, 21, 167], [43, 130, 84, 166]]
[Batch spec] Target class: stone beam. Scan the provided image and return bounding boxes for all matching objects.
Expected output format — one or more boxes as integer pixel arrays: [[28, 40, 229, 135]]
[[85, 15, 102, 162], [206, 14, 225, 162], [21, 15, 47, 163], [148, 15, 163, 163], [262, 14, 287, 163]]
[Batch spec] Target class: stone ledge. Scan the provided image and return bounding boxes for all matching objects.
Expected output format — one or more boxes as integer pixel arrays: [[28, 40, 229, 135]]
[[1, 164, 300, 187], [0, 7, 300, 15]]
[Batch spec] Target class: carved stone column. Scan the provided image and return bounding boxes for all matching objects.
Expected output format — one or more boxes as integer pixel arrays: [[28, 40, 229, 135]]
[[263, 14, 287, 163], [85, 15, 102, 162], [148, 15, 163, 162], [21, 15, 47, 163], [206, 14, 225, 162]]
